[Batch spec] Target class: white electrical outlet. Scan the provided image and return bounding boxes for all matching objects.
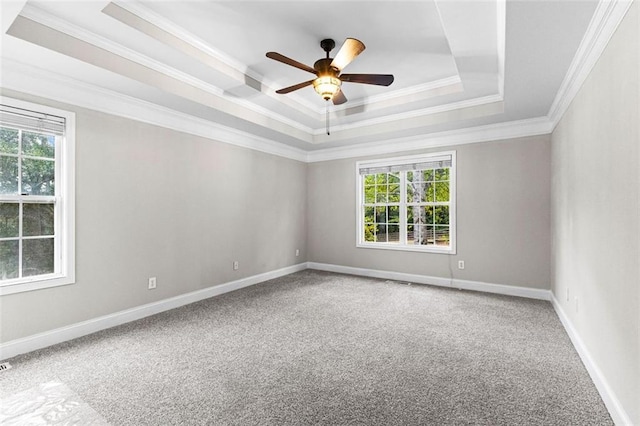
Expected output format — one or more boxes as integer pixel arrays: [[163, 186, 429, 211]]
[[233, 261, 239, 270], [295, 249, 300, 257], [458, 260, 465, 270], [148, 277, 157, 290]]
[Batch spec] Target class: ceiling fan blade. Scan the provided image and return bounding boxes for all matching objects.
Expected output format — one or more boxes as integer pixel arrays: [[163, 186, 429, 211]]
[[340, 74, 394, 86], [275, 80, 315, 94], [266, 52, 317, 75], [330, 38, 366, 71], [332, 90, 347, 105]]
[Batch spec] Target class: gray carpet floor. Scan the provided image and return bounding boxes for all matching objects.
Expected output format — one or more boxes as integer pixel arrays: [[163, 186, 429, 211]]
[[0, 270, 612, 425]]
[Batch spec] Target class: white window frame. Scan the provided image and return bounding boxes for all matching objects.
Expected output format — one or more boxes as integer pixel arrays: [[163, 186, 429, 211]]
[[356, 151, 456, 254], [0, 97, 75, 295]]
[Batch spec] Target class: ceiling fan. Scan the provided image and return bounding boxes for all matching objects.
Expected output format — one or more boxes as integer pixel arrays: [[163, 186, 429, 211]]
[[266, 38, 394, 106]]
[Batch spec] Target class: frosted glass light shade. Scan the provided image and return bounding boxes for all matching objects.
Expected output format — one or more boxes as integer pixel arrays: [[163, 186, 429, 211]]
[[313, 76, 341, 100]]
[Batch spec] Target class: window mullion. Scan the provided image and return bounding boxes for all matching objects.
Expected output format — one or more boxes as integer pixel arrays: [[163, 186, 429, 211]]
[[400, 172, 407, 245], [0, 97, 75, 294], [18, 201, 23, 279], [17, 129, 23, 279], [17, 129, 23, 197], [356, 151, 455, 254], [54, 134, 62, 273]]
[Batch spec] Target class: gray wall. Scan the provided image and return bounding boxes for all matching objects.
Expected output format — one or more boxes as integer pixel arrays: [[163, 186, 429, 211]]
[[550, 2, 639, 424], [307, 136, 551, 290], [0, 90, 308, 343]]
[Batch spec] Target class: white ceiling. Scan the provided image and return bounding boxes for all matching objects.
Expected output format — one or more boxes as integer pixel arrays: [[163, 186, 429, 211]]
[[0, 0, 600, 154]]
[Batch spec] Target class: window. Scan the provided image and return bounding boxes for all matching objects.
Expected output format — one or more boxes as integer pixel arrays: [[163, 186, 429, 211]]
[[356, 151, 456, 253], [0, 98, 75, 295]]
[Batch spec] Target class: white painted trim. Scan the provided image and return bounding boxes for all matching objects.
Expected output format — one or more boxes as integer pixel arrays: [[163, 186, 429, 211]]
[[21, 2, 486, 134], [103, 1, 321, 119], [329, 76, 463, 115], [107, 1, 268, 93], [1, 59, 308, 163], [0, 263, 307, 361], [105, 2, 467, 120], [547, 0, 634, 127], [307, 262, 551, 301], [1, 258, 626, 425], [0, 96, 76, 296], [551, 294, 632, 426], [311, 94, 503, 136], [307, 116, 553, 163], [19, 4, 315, 136], [6, 0, 626, 159], [2, 59, 554, 164], [354, 150, 457, 255], [0, 260, 550, 361]]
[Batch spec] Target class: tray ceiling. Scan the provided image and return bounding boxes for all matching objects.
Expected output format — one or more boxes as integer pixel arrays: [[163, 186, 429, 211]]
[[1, 1, 600, 153]]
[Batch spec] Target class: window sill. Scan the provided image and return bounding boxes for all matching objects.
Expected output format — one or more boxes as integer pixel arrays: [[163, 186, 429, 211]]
[[357, 242, 456, 255], [0, 274, 75, 296]]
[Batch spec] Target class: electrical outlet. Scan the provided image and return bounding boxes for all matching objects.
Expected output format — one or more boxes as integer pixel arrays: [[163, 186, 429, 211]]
[[295, 249, 300, 257], [148, 277, 157, 290], [458, 260, 465, 270], [233, 261, 239, 270]]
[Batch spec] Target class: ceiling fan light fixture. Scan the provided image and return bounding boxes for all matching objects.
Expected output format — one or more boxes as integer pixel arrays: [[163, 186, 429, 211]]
[[313, 76, 341, 100]]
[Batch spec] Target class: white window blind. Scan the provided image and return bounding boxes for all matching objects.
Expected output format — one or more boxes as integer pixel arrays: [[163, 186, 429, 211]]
[[0, 104, 66, 136], [358, 155, 453, 175], [356, 151, 456, 254], [0, 97, 75, 295]]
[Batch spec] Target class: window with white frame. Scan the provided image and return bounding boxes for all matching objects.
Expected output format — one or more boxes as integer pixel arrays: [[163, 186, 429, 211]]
[[0, 98, 75, 295], [356, 151, 456, 253]]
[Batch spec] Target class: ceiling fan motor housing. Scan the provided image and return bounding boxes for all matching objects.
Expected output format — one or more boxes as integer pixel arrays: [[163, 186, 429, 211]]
[[313, 58, 340, 77], [267, 37, 392, 105]]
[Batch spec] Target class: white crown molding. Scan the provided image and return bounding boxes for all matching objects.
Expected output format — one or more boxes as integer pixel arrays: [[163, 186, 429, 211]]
[[307, 116, 553, 162], [1, 59, 308, 162], [108, 1, 265, 91], [2, 58, 554, 164], [551, 295, 632, 425], [104, 1, 494, 130], [13, 2, 509, 139], [308, 262, 551, 301], [103, 1, 322, 119], [312, 94, 503, 136], [107, 1, 468, 121], [547, 0, 634, 127], [19, 4, 218, 96], [18, 3, 315, 136], [329, 76, 463, 115], [0, 263, 307, 361]]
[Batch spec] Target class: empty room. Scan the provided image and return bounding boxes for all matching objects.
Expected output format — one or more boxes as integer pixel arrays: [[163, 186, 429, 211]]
[[0, 0, 638, 424]]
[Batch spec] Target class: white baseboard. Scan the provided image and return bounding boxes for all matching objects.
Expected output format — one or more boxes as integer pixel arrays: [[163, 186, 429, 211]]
[[307, 262, 551, 301], [0, 262, 549, 361], [0, 263, 307, 361], [2, 261, 627, 424], [551, 295, 632, 426]]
